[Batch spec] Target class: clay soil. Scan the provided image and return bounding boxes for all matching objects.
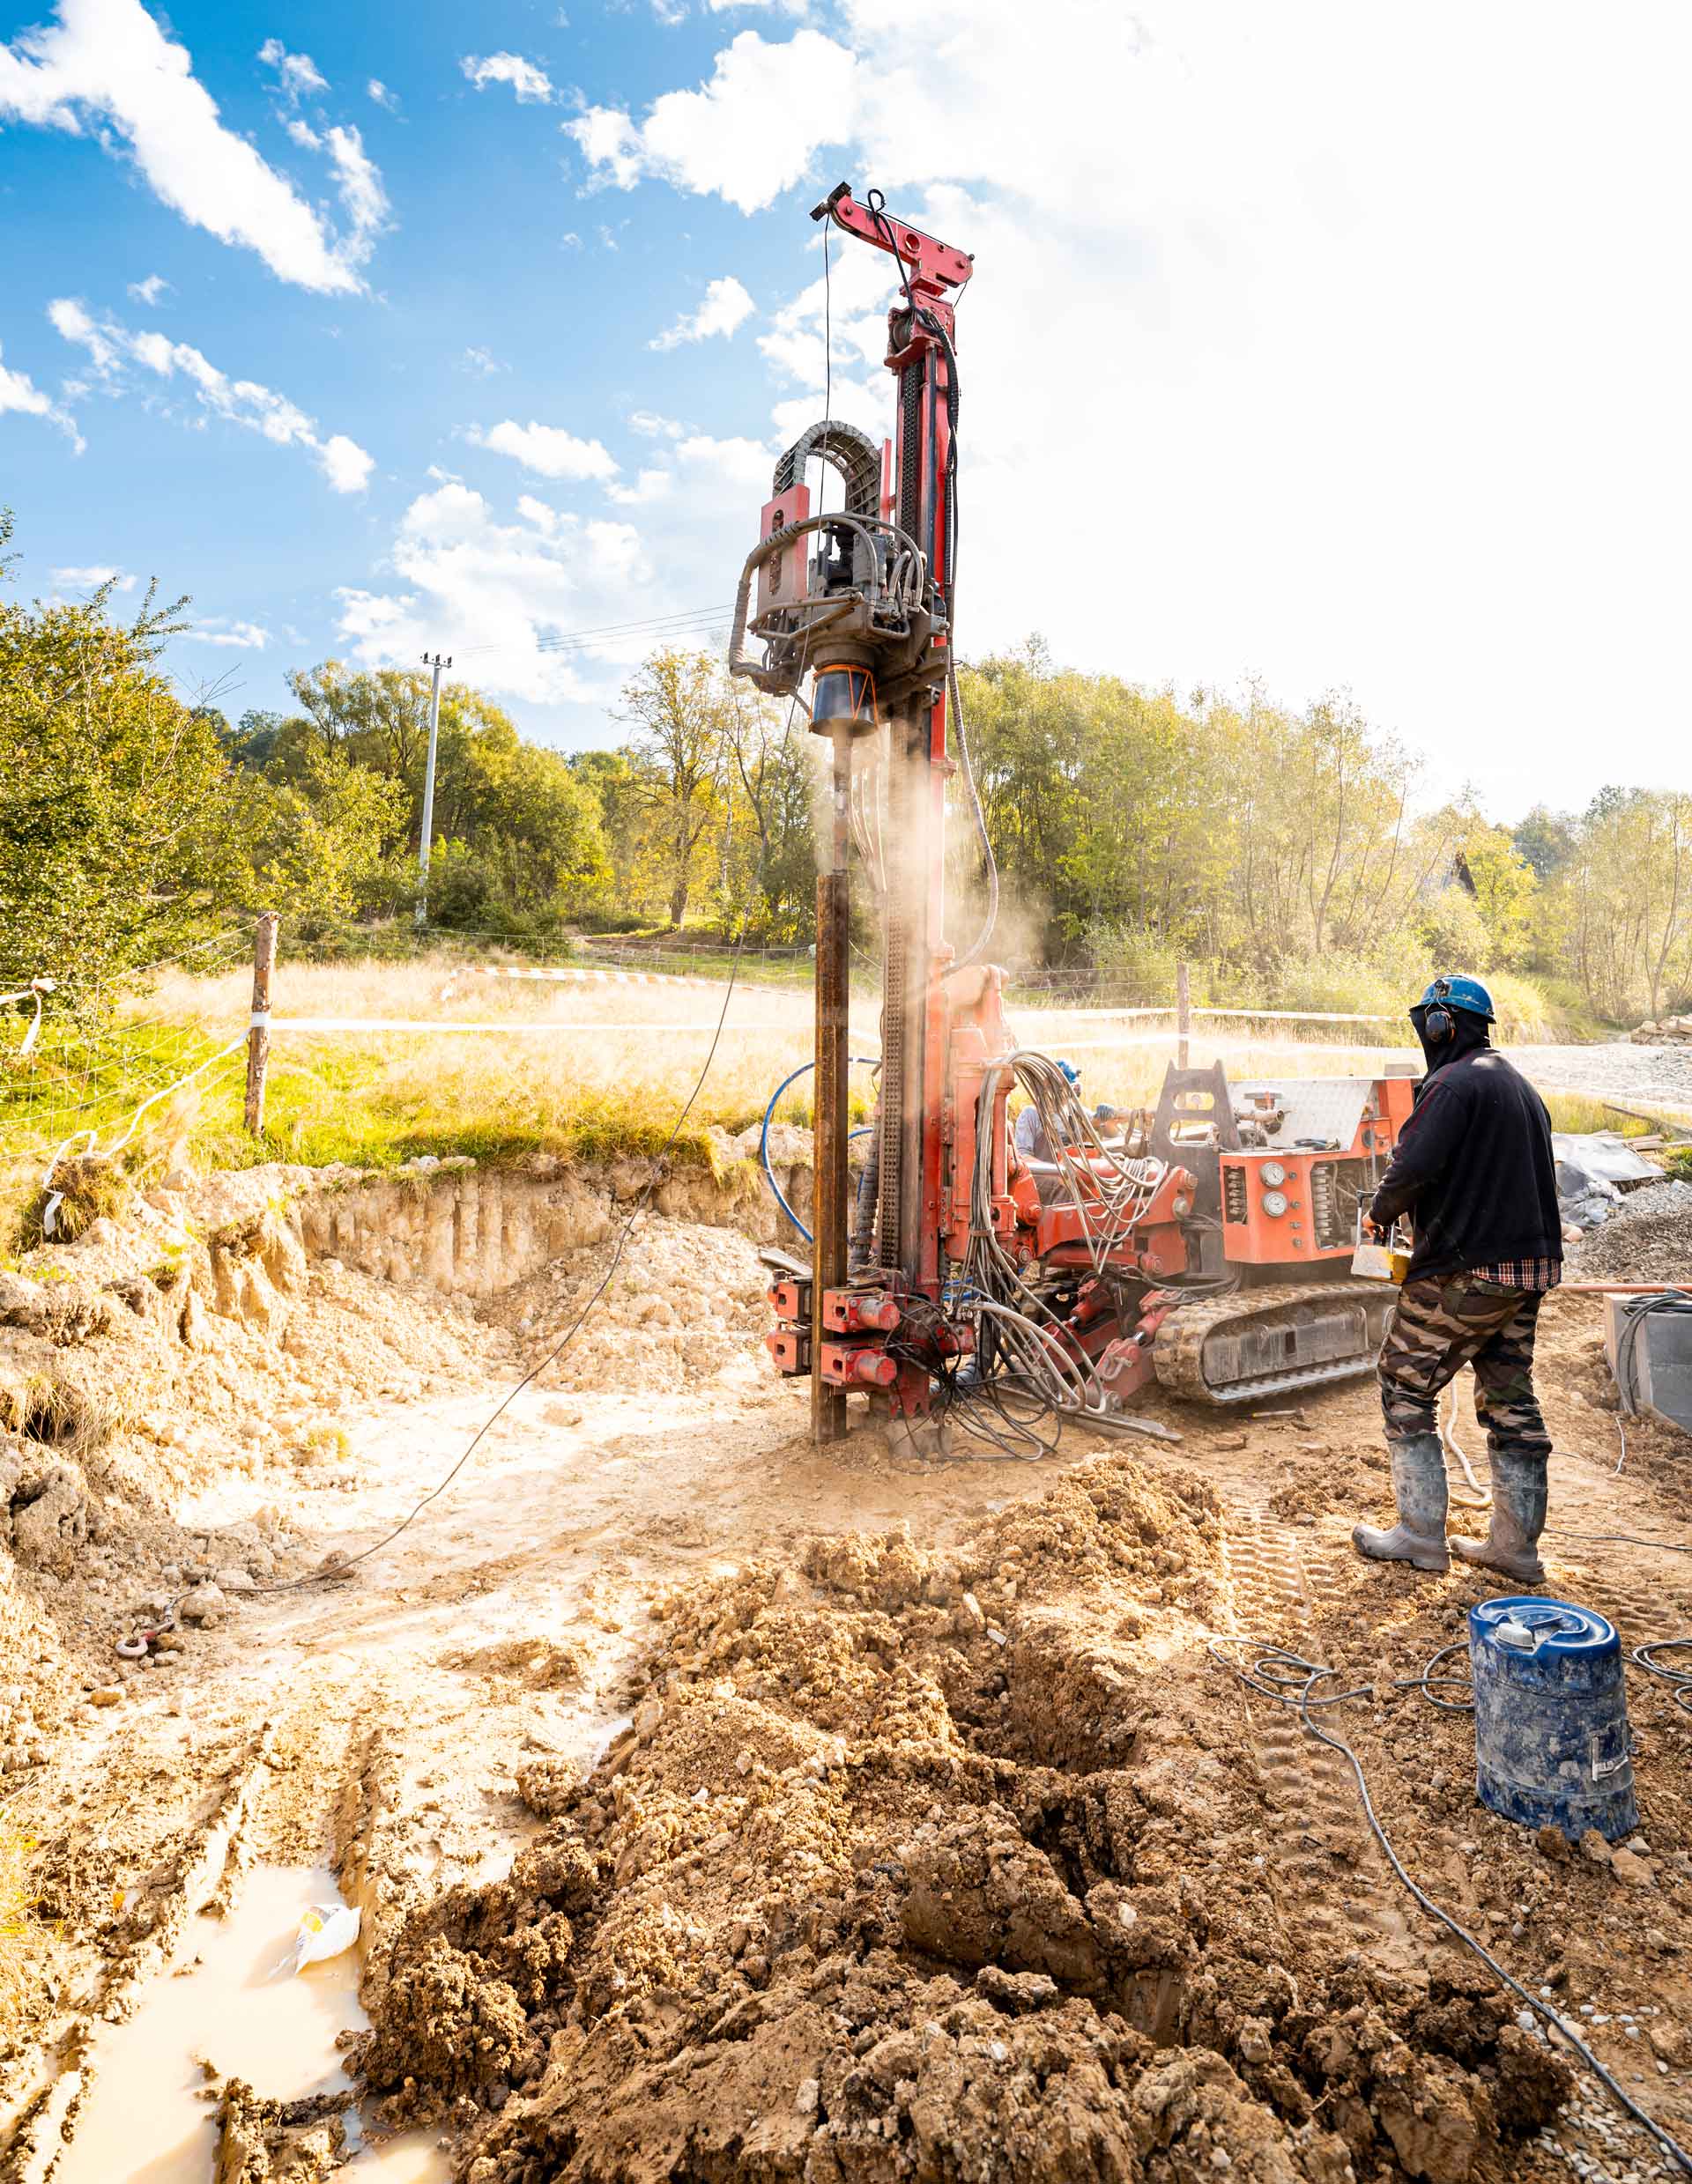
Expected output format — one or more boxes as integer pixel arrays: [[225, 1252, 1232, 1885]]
[[0, 1163, 1689, 2184]]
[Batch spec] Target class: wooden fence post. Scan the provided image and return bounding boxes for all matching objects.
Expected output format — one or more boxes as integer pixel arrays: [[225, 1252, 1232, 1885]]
[[1176, 960, 1191, 1070], [244, 912, 278, 1136]]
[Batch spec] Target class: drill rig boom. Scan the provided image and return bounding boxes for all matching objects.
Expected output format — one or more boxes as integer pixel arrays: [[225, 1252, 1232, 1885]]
[[734, 187, 1413, 1445]]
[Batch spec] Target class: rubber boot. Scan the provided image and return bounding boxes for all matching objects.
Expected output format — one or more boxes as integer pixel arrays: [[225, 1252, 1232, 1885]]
[[1451, 1445, 1547, 1584], [1352, 1433, 1450, 1573]]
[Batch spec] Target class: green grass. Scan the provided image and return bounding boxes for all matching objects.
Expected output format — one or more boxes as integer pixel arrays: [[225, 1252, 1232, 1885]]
[[1540, 1092, 1692, 1140], [1540, 1093, 1653, 1136]]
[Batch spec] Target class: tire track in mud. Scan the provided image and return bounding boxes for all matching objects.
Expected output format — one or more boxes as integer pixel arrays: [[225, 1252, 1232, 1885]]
[[1221, 1500, 1413, 1965]]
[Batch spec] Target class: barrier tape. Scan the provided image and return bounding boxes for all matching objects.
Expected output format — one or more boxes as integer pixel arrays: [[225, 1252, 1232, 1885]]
[[472, 964, 698, 988], [264, 1016, 820, 1034], [1025, 1001, 1402, 1025], [1053, 1033, 1415, 1057], [35, 1036, 245, 1235], [0, 975, 56, 1056]]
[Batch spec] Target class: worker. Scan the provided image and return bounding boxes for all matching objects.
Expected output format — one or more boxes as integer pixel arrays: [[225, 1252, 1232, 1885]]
[[1352, 974, 1562, 1581], [1013, 1062, 1128, 1163]]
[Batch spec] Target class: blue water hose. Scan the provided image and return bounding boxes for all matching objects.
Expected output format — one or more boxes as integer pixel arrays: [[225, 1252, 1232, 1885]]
[[760, 1057, 879, 1244]]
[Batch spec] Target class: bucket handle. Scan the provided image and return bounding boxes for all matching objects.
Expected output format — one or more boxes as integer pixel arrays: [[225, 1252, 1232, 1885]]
[[1494, 1608, 1586, 1655]]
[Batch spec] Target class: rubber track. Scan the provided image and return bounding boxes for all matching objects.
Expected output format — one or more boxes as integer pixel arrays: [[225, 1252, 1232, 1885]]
[[1154, 1278, 1393, 1406]]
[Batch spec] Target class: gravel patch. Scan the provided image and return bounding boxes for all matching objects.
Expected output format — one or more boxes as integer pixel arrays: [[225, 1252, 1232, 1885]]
[[1568, 1178, 1692, 1284], [1512, 1042, 1692, 1116]]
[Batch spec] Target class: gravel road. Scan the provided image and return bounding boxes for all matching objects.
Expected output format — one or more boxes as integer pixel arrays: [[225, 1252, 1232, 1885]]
[[1510, 1040, 1692, 1116]]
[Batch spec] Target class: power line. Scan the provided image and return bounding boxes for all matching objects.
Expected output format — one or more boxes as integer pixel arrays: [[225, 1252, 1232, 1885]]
[[454, 603, 737, 660]]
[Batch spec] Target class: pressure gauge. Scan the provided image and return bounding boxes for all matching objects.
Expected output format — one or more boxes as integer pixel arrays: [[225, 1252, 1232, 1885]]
[[1259, 1161, 1288, 1188], [1261, 1189, 1289, 1217]]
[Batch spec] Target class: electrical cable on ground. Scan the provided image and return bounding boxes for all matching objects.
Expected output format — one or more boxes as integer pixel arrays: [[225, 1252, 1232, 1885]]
[[1631, 1638, 1692, 1715], [233, 935, 760, 1601], [1209, 1636, 1692, 2179]]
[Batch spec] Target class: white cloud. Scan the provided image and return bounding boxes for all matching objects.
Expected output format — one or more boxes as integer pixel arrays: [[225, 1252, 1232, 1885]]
[[190, 618, 271, 648], [0, 347, 53, 419], [367, 78, 398, 112], [336, 484, 657, 704], [50, 563, 135, 591], [319, 434, 375, 493], [460, 345, 506, 377], [127, 273, 171, 307], [256, 38, 326, 101], [0, 337, 84, 448], [595, 0, 1692, 807], [649, 273, 755, 352], [468, 418, 619, 483], [49, 300, 375, 491], [461, 52, 553, 103], [0, 0, 372, 292], [337, 418, 784, 725], [565, 30, 857, 213], [604, 467, 673, 507], [323, 123, 389, 258], [567, 106, 643, 191]]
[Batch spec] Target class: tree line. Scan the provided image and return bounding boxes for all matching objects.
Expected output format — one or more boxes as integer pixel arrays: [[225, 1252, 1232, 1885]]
[[3, 513, 1687, 1028]]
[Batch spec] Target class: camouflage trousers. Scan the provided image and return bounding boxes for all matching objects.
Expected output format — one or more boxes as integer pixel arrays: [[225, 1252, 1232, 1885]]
[[1378, 1274, 1551, 1454]]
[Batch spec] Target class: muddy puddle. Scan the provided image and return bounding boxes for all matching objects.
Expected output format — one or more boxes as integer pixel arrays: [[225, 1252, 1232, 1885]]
[[59, 1867, 447, 2183]]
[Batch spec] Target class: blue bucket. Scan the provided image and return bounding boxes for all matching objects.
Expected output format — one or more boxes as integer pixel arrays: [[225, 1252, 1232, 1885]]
[[1468, 1596, 1636, 1842]]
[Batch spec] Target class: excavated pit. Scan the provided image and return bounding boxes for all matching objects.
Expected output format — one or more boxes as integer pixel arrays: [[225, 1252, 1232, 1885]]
[[351, 1462, 1575, 2184], [0, 1148, 1689, 2184]]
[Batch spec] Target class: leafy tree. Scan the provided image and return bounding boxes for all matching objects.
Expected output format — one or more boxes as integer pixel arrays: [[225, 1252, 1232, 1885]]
[[0, 513, 241, 1008], [230, 747, 410, 929], [260, 662, 606, 931], [1454, 820, 1540, 970], [1513, 806, 1577, 883], [615, 648, 732, 929]]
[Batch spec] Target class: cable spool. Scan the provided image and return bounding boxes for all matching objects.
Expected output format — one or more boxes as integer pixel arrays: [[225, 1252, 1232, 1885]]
[[1469, 1596, 1636, 1842]]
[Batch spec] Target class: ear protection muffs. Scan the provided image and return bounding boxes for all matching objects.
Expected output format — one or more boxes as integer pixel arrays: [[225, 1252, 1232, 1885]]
[[1421, 976, 1456, 1045]]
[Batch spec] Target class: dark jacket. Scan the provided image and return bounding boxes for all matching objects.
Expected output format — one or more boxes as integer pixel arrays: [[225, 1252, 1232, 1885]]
[[1369, 1038, 1561, 1282]]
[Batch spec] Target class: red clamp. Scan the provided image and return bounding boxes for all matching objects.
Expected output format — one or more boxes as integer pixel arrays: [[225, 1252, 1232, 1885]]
[[812, 182, 973, 305]]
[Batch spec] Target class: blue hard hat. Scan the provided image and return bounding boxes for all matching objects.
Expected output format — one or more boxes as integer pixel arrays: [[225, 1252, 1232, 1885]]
[[1058, 1060, 1081, 1085], [1416, 974, 1495, 1023]]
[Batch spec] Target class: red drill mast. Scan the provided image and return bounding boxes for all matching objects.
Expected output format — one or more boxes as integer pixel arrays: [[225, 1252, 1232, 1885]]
[[731, 182, 976, 1440], [732, 185, 1414, 1449]]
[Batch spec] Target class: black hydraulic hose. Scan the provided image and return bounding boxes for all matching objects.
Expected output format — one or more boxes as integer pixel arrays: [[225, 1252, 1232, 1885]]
[[1210, 1638, 1692, 2179]]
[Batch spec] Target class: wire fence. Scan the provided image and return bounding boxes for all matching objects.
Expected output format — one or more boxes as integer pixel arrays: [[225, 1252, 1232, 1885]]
[[16, 920, 1666, 1244]]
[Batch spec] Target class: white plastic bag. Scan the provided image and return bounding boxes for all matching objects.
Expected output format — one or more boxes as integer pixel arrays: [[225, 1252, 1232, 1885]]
[[274, 1901, 361, 1977]]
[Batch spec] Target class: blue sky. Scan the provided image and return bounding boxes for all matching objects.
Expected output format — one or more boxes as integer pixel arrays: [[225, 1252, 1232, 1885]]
[[3, 0, 1689, 811]]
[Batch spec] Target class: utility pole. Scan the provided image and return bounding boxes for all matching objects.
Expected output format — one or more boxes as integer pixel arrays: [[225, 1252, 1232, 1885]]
[[415, 652, 451, 929]]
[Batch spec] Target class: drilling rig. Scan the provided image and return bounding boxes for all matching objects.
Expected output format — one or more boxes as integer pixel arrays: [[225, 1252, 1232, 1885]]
[[731, 184, 1416, 1448]]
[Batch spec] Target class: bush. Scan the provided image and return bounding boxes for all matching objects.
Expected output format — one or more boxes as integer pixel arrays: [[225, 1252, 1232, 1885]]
[[1084, 924, 1181, 1001]]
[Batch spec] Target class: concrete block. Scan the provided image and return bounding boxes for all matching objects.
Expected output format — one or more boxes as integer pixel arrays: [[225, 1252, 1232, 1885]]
[[1605, 1292, 1692, 1433]]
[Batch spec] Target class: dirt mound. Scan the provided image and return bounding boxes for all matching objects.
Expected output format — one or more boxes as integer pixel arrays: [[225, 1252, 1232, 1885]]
[[486, 1218, 770, 1393], [353, 1454, 1568, 2182]]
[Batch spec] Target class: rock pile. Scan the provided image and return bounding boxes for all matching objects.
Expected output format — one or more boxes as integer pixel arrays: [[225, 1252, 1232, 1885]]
[[1630, 1015, 1692, 1044]]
